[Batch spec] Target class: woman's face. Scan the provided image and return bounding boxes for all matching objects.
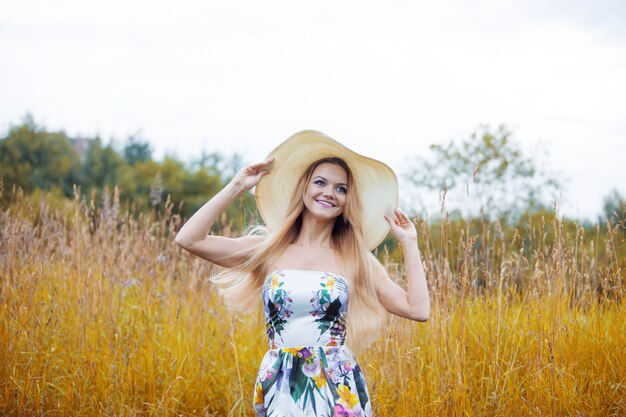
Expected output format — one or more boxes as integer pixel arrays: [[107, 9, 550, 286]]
[[303, 162, 349, 221]]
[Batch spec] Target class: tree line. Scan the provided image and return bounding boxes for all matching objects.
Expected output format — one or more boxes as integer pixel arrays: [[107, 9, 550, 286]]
[[0, 115, 254, 230], [1, 115, 624, 233]]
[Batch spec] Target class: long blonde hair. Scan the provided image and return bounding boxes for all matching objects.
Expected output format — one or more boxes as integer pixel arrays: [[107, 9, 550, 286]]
[[211, 157, 387, 352]]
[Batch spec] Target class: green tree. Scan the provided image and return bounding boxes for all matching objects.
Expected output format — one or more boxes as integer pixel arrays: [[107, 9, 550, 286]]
[[186, 151, 255, 226], [180, 167, 223, 214], [79, 137, 125, 193], [118, 159, 164, 211], [404, 124, 562, 222], [0, 115, 80, 195], [123, 135, 152, 166], [0, 115, 257, 229], [117, 157, 211, 216]]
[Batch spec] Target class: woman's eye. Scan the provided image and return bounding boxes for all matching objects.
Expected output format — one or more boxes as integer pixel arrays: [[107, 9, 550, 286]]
[[337, 186, 348, 194], [314, 179, 326, 186]]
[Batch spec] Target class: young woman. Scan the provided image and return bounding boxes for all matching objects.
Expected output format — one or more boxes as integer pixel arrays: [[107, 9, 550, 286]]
[[175, 130, 429, 417]]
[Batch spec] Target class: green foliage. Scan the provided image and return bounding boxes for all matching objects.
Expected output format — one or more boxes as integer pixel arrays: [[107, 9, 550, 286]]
[[0, 114, 80, 196], [123, 135, 152, 166], [186, 150, 255, 229], [117, 159, 166, 210], [404, 124, 562, 223], [180, 167, 223, 214], [79, 137, 125, 194], [0, 115, 256, 229]]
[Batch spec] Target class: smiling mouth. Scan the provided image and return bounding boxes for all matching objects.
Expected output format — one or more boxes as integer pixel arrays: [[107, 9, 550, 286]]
[[316, 200, 336, 208]]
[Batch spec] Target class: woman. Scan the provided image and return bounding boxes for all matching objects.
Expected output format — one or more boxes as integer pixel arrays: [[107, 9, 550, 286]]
[[175, 130, 429, 417]]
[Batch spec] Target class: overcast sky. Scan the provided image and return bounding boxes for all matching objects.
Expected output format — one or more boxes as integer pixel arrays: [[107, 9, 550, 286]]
[[1, 0, 625, 220]]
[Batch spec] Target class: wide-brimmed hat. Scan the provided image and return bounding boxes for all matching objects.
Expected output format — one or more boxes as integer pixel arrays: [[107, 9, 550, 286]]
[[255, 130, 399, 250]]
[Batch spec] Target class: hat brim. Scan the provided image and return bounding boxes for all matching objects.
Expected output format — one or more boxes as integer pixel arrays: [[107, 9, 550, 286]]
[[255, 130, 399, 251]]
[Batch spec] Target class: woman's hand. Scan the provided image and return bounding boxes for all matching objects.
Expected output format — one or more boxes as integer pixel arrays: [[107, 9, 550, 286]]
[[379, 208, 429, 322], [384, 208, 418, 244], [231, 157, 275, 193], [175, 156, 274, 266]]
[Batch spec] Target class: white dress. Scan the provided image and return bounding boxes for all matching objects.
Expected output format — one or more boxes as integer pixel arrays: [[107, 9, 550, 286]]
[[253, 270, 372, 417]]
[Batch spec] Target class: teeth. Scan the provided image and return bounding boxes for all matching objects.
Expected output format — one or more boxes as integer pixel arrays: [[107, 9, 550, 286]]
[[317, 200, 335, 208]]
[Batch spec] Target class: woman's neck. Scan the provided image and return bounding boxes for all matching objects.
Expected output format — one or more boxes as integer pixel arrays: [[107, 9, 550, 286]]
[[295, 212, 336, 248]]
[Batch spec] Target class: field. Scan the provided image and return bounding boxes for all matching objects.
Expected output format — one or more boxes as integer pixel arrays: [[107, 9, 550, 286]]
[[1, 187, 625, 416]]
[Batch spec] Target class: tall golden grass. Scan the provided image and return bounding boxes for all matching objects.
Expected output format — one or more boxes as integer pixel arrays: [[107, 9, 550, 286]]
[[1, 186, 624, 416]]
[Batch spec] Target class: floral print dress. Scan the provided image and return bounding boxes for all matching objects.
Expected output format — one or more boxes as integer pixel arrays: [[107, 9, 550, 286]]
[[253, 270, 372, 417]]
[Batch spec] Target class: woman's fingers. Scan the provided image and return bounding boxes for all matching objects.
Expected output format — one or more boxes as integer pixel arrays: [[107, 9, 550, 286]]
[[230, 157, 276, 192], [255, 157, 276, 170], [240, 157, 274, 177], [386, 210, 403, 224], [387, 209, 418, 241], [255, 157, 275, 178], [245, 157, 275, 178], [393, 208, 410, 226]]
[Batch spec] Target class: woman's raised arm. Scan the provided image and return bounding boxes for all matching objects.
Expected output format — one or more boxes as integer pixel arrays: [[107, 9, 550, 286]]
[[174, 157, 274, 267], [376, 208, 430, 322]]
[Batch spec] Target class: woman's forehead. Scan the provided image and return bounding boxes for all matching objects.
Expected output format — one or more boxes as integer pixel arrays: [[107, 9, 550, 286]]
[[312, 162, 349, 182]]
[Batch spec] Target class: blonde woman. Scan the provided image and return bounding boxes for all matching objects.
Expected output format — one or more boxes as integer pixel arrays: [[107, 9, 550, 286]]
[[175, 131, 429, 417]]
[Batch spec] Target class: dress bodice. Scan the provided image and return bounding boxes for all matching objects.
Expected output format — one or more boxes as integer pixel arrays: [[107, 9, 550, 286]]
[[262, 270, 349, 349]]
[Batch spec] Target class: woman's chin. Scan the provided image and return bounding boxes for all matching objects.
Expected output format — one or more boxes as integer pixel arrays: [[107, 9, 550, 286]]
[[303, 208, 342, 223]]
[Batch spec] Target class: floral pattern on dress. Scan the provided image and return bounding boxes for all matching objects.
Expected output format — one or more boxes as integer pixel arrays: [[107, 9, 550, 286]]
[[309, 273, 348, 346], [255, 270, 371, 417], [264, 272, 294, 349]]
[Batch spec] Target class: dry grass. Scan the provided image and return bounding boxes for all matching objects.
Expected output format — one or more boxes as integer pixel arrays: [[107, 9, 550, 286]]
[[1, 187, 624, 416]]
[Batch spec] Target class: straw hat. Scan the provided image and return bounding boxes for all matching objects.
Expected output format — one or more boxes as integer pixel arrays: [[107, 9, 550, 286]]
[[255, 130, 399, 250]]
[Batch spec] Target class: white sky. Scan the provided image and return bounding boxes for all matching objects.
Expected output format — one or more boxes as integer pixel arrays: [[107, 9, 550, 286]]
[[1, 0, 625, 220]]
